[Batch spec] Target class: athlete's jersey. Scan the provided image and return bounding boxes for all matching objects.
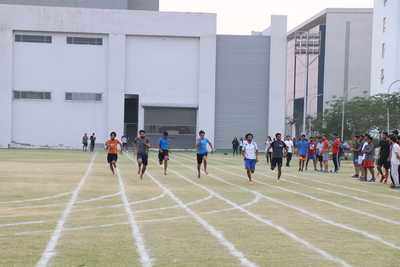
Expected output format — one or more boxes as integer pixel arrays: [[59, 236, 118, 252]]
[[197, 138, 210, 155], [106, 139, 121, 154]]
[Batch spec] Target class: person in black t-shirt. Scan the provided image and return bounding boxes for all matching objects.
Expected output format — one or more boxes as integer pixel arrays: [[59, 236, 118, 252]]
[[377, 132, 391, 183], [268, 133, 287, 180]]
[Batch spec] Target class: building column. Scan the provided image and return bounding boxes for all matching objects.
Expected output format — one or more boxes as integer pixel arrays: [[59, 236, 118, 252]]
[[107, 34, 126, 139], [0, 29, 13, 147], [267, 15, 287, 136], [197, 35, 217, 144]]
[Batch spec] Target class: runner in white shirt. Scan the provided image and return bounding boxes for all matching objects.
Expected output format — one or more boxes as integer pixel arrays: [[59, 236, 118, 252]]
[[389, 135, 400, 188], [242, 133, 258, 184], [284, 136, 294, 167]]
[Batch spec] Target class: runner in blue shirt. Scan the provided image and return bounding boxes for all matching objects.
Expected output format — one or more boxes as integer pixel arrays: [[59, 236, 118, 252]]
[[296, 134, 309, 172], [196, 130, 214, 178], [158, 131, 170, 176]]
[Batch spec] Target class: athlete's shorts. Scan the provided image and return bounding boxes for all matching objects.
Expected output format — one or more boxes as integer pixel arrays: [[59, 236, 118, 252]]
[[353, 155, 359, 165], [158, 150, 169, 163], [271, 157, 283, 170], [244, 159, 257, 171], [308, 154, 316, 160], [377, 158, 390, 170], [317, 155, 323, 162], [107, 153, 118, 163], [197, 153, 208, 164], [362, 159, 375, 168], [299, 155, 307, 161], [137, 153, 148, 166], [322, 153, 329, 162]]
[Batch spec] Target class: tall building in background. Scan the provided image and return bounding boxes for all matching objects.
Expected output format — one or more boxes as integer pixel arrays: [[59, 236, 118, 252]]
[[0, 0, 159, 10], [0, 3, 287, 149], [286, 9, 373, 136], [371, 0, 400, 95]]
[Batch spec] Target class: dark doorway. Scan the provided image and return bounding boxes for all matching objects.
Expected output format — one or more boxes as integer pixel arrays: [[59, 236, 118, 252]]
[[124, 94, 139, 145]]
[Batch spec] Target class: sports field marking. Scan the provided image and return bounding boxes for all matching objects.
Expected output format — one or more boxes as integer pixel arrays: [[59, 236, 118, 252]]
[[36, 153, 97, 267], [124, 154, 258, 267], [168, 166, 352, 267], [198, 163, 400, 251], [0, 192, 71, 205], [208, 156, 400, 201], [75, 192, 121, 204], [0, 194, 261, 240], [198, 157, 400, 225], [116, 168, 153, 267], [145, 171, 259, 267], [0, 220, 44, 228]]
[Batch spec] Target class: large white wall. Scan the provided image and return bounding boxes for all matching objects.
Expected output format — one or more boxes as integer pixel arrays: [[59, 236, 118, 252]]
[[12, 32, 107, 146], [0, 4, 216, 148], [125, 36, 200, 131], [324, 10, 373, 103], [371, 0, 400, 95]]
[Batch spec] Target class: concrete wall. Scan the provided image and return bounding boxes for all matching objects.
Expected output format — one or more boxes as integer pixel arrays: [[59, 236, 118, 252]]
[[0, 0, 159, 10], [215, 35, 270, 149], [371, 0, 400, 95], [0, 4, 216, 148], [324, 10, 373, 103]]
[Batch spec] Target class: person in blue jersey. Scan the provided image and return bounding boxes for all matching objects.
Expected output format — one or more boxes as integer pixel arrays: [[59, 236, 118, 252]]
[[296, 134, 309, 172], [196, 130, 214, 178], [158, 131, 170, 176]]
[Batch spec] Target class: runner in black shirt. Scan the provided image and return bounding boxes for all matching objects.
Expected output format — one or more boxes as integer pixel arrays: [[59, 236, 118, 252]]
[[268, 133, 287, 180], [377, 132, 390, 183]]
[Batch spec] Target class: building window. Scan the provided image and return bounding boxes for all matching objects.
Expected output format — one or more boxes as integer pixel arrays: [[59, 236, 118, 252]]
[[66, 37, 103, 46], [13, 91, 51, 100], [381, 43, 385, 58], [383, 17, 387, 32], [65, 92, 102, 101], [15, 34, 52, 43], [380, 68, 385, 84]]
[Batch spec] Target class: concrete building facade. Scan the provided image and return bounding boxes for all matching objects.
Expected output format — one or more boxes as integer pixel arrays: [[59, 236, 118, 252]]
[[285, 9, 373, 136], [0, 0, 159, 11], [0, 3, 287, 149], [371, 0, 400, 95]]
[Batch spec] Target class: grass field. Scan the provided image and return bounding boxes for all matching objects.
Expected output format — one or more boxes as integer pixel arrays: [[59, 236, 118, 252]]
[[1, 149, 400, 267]]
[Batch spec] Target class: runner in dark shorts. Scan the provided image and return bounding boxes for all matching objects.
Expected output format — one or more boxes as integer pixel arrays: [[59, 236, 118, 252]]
[[105, 132, 121, 175], [377, 132, 390, 183], [158, 131, 170, 175], [269, 133, 287, 180], [134, 130, 151, 179], [196, 130, 214, 178]]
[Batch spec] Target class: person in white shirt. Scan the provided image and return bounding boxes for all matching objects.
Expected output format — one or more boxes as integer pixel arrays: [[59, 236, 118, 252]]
[[389, 135, 400, 188], [242, 133, 258, 184], [284, 136, 294, 167]]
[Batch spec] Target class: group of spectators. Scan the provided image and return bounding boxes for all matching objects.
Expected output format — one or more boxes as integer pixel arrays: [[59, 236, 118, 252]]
[[233, 131, 400, 189]]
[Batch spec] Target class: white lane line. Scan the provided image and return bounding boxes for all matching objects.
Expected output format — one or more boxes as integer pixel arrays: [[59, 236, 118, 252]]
[[169, 167, 351, 267], [258, 174, 400, 225], [0, 220, 44, 228], [36, 153, 97, 267], [199, 164, 400, 251], [199, 155, 400, 201], [75, 192, 121, 204], [116, 168, 152, 267], [194, 157, 400, 226], [0, 194, 261, 239], [0, 192, 71, 205], [146, 171, 258, 267]]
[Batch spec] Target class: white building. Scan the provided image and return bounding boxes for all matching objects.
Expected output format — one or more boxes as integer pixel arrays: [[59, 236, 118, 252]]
[[0, 3, 287, 149], [371, 0, 400, 95]]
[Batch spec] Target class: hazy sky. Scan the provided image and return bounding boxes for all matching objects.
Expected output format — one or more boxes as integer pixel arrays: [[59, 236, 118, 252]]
[[160, 0, 373, 34]]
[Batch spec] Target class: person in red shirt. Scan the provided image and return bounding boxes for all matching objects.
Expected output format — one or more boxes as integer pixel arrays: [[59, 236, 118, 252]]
[[105, 132, 122, 175], [306, 137, 317, 171], [321, 135, 330, 173], [332, 134, 341, 173]]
